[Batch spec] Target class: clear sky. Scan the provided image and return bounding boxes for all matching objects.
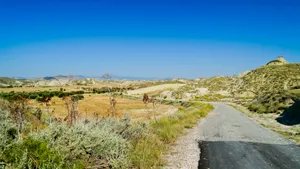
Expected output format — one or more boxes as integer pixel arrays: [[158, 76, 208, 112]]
[[1, 0, 300, 79]]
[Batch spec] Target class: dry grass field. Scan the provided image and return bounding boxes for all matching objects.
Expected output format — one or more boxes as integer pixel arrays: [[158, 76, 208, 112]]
[[127, 83, 185, 95], [29, 94, 177, 121]]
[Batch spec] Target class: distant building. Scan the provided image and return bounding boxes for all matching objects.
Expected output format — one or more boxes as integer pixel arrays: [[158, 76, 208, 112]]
[[266, 56, 288, 66]]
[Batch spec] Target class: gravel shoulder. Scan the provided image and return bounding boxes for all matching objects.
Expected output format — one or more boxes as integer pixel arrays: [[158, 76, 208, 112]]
[[164, 116, 205, 169]]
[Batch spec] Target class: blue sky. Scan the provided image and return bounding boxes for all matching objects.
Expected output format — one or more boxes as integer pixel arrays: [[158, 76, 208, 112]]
[[1, 0, 300, 79]]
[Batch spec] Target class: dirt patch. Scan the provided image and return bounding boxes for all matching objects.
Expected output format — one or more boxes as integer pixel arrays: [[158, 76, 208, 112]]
[[127, 84, 185, 95]]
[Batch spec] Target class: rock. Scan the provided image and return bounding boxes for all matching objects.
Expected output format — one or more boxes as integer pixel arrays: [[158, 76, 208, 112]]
[[266, 56, 288, 66]]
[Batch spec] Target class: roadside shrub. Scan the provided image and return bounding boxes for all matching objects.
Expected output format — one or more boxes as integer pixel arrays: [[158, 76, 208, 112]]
[[2, 137, 67, 169], [150, 103, 213, 143], [130, 134, 165, 168], [32, 116, 147, 168], [248, 90, 296, 113], [0, 110, 18, 152], [129, 102, 213, 168], [0, 110, 67, 169]]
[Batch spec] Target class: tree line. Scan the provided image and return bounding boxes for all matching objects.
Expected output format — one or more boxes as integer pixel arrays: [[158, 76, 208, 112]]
[[0, 90, 84, 101]]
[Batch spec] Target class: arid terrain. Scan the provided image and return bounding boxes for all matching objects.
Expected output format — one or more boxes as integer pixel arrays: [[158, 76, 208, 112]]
[[0, 56, 299, 169]]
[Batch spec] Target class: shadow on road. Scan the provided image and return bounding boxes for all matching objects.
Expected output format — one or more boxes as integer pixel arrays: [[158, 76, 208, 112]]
[[276, 100, 300, 126], [198, 141, 300, 169]]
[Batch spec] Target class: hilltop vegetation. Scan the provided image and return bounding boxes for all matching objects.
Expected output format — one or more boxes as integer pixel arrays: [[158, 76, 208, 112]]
[[232, 64, 300, 96], [195, 76, 236, 92], [166, 61, 300, 101], [0, 77, 28, 88]]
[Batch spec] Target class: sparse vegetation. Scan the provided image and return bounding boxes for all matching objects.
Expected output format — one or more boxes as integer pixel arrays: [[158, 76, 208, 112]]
[[248, 90, 297, 114], [232, 64, 300, 96], [195, 76, 236, 92], [194, 94, 225, 101], [0, 90, 84, 101], [0, 95, 213, 168], [1, 56, 299, 168], [130, 102, 213, 168]]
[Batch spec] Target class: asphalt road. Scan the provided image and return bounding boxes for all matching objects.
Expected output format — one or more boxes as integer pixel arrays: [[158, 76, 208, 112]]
[[198, 103, 300, 169]]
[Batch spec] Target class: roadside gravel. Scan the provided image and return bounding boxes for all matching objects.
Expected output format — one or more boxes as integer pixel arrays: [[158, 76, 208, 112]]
[[164, 114, 209, 169]]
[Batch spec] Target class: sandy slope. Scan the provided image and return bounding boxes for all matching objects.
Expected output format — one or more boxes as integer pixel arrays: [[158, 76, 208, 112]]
[[127, 84, 185, 95]]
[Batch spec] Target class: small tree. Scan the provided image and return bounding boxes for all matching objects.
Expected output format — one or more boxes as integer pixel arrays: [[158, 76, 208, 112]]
[[36, 93, 53, 126], [149, 96, 157, 120], [7, 95, 29, 139], [143, 94, 157, 120], [102, 73, 112, 81], [143, 94, 149, 108], [110, 96, 117, 117], [102, 73, 118, 117], [62, 95, 82, 127]]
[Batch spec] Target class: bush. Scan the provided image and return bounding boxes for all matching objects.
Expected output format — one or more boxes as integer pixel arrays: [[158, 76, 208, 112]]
[[0, 111, 150, 168], [248, 90, 297, 113], [0, 110, 18, 152], [2, 137, 67, 169], [0, 91, 85, 102], [31, 117, 148, 168], [72, 94, 84, 101]]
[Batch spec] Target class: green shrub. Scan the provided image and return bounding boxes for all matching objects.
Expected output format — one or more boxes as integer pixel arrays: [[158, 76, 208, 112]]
[[0, 110, 18, 152], [194, 94, 225, 101], [0, 112, 149, 168], [0, 110, 70, 169], [33, 121, 131, 168], [2, 137, 67, 169], [0, 91, 86, 102], [248, 90, 297, 113]]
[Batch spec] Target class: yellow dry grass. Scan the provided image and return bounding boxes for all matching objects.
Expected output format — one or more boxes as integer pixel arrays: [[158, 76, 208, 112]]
[[29, 94, 177, 121]]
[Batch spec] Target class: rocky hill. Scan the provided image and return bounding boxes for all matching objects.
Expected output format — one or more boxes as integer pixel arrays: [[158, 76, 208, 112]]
[[0, 76, 100, 87], [0, 77, 29, 87], [168, 56, 300, 100], [194, 56, 300, 98]]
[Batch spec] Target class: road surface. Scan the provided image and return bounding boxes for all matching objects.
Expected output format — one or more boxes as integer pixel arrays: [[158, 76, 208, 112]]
[[198, 103, 300, 169]]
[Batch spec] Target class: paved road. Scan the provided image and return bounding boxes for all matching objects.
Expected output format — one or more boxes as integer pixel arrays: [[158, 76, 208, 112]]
[[198, 103, 300, 169]]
